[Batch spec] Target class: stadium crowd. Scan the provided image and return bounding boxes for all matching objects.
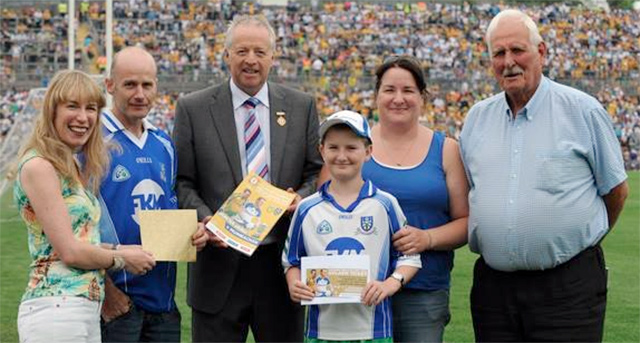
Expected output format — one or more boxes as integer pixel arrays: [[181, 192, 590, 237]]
[[1, 1, 639, 169], [3, 83, 638, 169], [4, 1, 640, 81]]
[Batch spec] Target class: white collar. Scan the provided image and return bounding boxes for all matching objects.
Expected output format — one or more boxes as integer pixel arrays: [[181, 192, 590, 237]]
[[230, 79, 270, 111], [101, 108, 157, 134]]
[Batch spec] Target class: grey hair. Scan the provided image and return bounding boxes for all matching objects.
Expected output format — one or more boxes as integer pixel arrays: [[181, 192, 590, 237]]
[[485, 9, 543, 56], [224, 15, 276, 52]]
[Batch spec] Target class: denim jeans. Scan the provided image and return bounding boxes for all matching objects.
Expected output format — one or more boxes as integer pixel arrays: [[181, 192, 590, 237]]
[[18, 296, 101, 343], [392, 289, 451, 343], [101, 303, 180, 342]]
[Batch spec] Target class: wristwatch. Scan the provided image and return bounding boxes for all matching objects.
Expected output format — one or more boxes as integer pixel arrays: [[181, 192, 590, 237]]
[[390, 272, 405, 286]]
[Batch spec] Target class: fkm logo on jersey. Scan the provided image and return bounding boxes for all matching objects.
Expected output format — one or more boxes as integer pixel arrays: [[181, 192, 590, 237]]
[[131, 179, 165, 224], [325, 237, 365, 255]]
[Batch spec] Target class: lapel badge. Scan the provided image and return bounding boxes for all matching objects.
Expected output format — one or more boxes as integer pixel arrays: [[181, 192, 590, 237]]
[[276, 111, 286, 126]]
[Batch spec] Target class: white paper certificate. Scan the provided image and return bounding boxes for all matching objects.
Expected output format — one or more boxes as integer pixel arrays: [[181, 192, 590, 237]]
[[300, 255, 370, 305]]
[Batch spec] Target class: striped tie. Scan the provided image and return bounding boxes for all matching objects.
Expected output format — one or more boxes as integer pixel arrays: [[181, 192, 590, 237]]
[[243, 97, 269, 179]]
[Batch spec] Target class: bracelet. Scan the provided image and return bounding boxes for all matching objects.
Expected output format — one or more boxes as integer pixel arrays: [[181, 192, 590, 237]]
[[108, 255, 125, 272], [111, 244, 120, 250]]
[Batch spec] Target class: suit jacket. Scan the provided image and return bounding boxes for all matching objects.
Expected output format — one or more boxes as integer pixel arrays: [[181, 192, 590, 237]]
[[174, 80, 323, 314]]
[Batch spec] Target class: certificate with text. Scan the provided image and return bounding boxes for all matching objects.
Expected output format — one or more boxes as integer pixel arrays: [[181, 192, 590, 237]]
[[301, 255, 370, 305], [206, 173, 296, 256]]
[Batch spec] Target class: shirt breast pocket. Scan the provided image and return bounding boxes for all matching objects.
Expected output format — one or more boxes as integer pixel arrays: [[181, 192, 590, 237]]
[[535, 151, 589, 194]]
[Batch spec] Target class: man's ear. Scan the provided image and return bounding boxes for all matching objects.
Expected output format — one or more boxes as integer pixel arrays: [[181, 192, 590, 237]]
[[223, 50, 230, 64], [105, 77, 115, 95], [537, 41, 547, 61]]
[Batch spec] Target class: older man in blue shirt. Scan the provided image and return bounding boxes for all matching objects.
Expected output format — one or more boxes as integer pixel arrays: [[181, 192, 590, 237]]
[[459, 9, 629, 342]]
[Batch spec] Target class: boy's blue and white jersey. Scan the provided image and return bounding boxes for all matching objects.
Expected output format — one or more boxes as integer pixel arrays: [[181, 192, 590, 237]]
[[100, 109, 178, 313], [282, 180, 421, 340]]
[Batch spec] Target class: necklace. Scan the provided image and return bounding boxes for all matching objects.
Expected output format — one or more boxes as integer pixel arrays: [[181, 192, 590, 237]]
[[378, 131, 420, 167]]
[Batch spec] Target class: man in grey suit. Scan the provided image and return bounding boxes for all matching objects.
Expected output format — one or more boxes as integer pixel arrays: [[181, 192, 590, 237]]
[[173, 15, 323, 342]]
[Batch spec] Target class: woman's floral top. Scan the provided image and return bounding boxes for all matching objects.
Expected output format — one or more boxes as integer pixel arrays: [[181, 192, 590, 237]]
[[13, 149, 104, 302]]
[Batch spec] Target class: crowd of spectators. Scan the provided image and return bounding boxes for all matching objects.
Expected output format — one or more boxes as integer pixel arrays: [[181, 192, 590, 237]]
[[0, 90, 29, 141], [3, 1, 640, 82], [2, 83, 638, 169], [597, 87, 640, 170], [1, 0, 639, 169], [93, 1, 640, 82]]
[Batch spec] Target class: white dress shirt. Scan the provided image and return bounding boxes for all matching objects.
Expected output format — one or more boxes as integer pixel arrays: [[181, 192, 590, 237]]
[[230, 79, 271, 182]]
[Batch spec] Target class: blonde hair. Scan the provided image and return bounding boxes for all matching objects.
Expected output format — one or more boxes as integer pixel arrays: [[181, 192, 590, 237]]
[[17, 69, 108, 192]]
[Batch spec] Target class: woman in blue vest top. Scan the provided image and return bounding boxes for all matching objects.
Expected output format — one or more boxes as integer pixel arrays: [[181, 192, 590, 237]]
[[361, 55, 470, 343]]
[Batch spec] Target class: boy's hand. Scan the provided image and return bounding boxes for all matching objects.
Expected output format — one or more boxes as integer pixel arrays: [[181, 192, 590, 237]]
[[288, 280, 315, 303], [361, 279, 400, 306]]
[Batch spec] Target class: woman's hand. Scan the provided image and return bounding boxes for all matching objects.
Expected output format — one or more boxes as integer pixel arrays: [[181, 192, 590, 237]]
[[116, 246, 155, 275], [393, 225, 432, 255]]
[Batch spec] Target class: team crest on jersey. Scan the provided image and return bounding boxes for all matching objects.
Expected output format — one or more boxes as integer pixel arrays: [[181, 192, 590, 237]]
[[317, 220, 333, 235], [358, 216, 375, 235], [112, 165, 131, 182], [160, 163, 167, 183]]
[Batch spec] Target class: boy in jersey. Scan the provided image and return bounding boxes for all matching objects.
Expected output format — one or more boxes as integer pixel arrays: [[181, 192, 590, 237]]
[[282, 110, 421, 342], [99, 47, 208, 342]]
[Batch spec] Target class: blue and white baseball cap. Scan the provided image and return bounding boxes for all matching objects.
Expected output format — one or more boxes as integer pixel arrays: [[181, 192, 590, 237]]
[[319, 110, 372, 143]]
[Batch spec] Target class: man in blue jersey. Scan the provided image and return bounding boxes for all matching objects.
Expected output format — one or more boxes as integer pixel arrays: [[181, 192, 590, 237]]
[[99, 46, 208, 342]]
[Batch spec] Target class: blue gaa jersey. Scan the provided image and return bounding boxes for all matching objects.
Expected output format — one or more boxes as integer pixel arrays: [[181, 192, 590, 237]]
[[282, 180, 421, 341], [100, 109, 178, 313]]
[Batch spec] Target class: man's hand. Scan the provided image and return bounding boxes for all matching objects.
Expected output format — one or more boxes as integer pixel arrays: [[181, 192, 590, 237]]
[[286, 188, 302, 213], [202, 216, 229, 248], [101, 276, 132, 323], [192, 223, 208, 251]]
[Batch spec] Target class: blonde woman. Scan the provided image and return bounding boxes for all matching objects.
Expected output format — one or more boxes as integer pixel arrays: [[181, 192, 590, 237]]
[[13, 70, 155, 342]]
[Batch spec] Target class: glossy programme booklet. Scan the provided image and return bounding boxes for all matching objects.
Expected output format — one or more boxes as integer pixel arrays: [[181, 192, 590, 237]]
[[206, 172, 296, 256]]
